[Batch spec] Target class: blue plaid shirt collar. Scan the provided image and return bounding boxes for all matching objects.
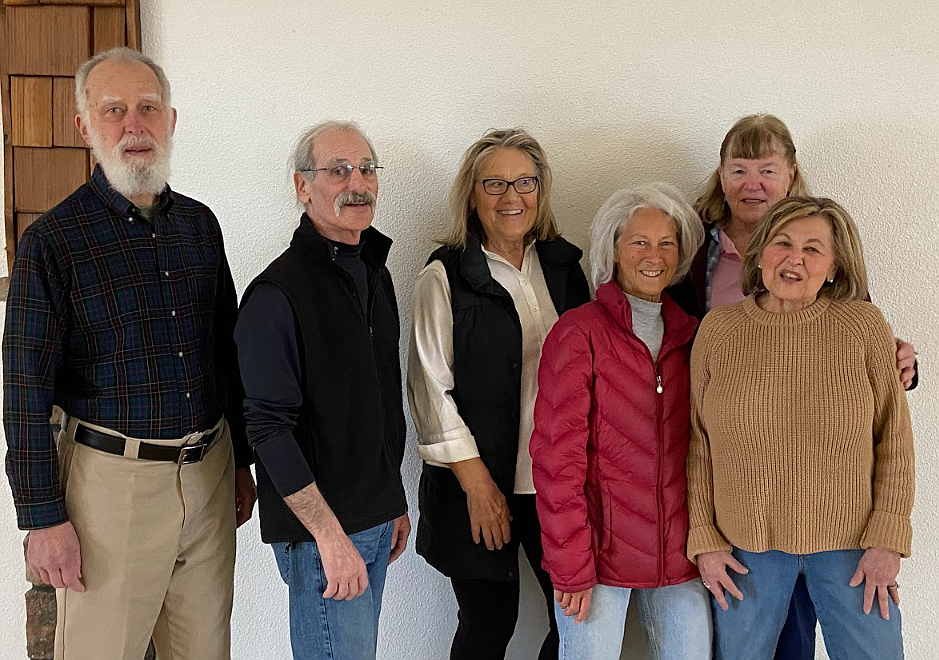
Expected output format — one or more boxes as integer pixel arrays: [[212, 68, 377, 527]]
[[89, 164, 174, 217]]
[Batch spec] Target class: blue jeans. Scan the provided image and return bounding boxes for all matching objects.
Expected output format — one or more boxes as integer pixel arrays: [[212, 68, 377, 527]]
[[775, 575, 817, 660], [713, 548, 903, 660], [272, 521, 394, 660], [556, 580, 712, 660]]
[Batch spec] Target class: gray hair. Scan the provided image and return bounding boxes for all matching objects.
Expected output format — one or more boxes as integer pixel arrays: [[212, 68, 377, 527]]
[[75, 47, 172, 118], [292, 121, 378, 179], [589, 182, 705, 290]]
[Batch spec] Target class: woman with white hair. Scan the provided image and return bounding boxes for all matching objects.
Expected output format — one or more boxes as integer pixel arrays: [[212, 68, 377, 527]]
[[529, 183, 710, 659]]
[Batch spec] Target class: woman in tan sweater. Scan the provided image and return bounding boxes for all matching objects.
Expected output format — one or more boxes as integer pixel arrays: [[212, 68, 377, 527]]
[[686, 197, 914, 660]]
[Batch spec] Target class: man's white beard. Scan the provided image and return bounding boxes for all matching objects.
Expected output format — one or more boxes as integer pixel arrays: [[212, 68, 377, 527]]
[[88, 126, 173, 201]]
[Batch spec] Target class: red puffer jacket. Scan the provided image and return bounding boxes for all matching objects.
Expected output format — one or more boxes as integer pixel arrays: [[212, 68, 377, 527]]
[[531, 280, 700, 592]]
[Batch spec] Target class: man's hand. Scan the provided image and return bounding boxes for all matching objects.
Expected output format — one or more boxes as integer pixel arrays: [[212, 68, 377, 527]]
[[389, 513, 410, 564], [697, 550, 749, 611], [234, 467, 257, 527], [318, 531, 368, 600], [895, 338, 916, 390], [27, 522, 85, 592], [283, 481, 367, 600]]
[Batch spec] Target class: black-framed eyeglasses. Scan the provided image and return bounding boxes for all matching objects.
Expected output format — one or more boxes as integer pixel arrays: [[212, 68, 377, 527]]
[[479, 176, 539, 195], [301, 161, 383, 181]]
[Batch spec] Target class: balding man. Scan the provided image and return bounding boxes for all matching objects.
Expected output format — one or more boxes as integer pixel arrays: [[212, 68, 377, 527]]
[[3, 47, 256, 660], [235, 122, 409, 660]]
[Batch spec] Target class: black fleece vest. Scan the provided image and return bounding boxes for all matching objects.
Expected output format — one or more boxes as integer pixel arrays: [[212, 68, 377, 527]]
[[416, 235, 589, 580], [243, 219, 407, 543]]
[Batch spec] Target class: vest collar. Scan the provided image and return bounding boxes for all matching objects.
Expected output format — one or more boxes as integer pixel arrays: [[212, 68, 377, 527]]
[[291, 214, 392, 269], [458, 234, 582, 297]]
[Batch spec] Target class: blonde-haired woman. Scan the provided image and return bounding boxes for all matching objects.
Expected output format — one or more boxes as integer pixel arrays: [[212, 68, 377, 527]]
[[686, 196, 914, 659], [408, 128, 589, 659]]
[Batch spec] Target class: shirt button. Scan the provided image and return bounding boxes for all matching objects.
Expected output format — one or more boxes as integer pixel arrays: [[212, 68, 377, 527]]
[[127, 217, 134, 223], [152, 233, 157, 239], [178, 351, 183, 358], [171, 310, 176, 317], [164, 271, 169, 277], [185, 392, 191, 399]]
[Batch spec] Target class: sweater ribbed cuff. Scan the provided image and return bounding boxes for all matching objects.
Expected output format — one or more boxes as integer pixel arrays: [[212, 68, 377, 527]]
[[686, 524, 732, 564], [860, 511, 913, 558]]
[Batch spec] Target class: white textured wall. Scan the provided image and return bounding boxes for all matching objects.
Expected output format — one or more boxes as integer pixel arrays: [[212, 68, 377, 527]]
[[1, 1, 937, 658]]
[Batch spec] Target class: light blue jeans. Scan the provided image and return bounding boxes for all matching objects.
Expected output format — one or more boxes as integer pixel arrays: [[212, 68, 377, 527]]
[[713, 548, 903, 660], [272, 521, 394, 660], [556, 579, 712, 660]]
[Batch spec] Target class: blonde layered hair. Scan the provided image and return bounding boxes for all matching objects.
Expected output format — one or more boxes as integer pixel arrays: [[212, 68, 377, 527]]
[[741, 196, 869, 302], [442, 128, 559, 247], [695, 114, 809, 228]]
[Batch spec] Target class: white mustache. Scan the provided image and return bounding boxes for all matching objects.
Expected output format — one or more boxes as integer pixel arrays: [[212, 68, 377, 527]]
[[334, 191, 376, 216]]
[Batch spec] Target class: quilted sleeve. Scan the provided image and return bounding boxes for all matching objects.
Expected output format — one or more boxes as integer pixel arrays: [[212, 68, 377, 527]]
[[530, 314, 597, 592]]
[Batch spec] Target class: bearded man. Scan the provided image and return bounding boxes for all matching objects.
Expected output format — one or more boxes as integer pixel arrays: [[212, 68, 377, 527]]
[[234, 122, 409, 660], [3, 47, 255, 660]]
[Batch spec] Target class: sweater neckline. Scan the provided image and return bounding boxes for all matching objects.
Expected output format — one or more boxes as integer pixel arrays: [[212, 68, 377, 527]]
[[742, 293, 831, 326]]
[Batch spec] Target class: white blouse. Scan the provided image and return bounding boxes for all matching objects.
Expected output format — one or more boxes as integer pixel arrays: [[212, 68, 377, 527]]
[[407, 243, 560, 494]]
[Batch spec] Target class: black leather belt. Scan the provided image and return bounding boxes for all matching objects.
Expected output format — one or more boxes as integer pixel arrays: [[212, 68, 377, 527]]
[[73, 424, 221, 464]]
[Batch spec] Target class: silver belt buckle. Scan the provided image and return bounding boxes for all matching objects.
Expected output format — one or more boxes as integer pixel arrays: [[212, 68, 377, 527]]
[[179, 442, 208, 465]]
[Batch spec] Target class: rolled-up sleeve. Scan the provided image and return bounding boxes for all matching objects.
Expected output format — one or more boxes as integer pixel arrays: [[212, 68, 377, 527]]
[[234, 282, 313, 497], [406, 261, 479, 464]]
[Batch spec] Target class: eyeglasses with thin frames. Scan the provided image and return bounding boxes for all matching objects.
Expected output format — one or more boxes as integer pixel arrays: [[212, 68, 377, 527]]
[[478, 176, 539, 195], [301, 161, 383, 182]]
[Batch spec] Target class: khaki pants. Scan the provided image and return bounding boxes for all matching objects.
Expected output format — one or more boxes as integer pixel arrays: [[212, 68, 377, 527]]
[[54, 417, 236, 660]]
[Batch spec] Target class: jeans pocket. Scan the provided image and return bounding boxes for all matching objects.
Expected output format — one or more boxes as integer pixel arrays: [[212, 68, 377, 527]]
[[272, 542, 291, 584]]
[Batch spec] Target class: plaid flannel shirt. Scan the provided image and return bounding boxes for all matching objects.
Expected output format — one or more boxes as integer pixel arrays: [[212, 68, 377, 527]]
[[3, 166, 251, 530], [702, 224, 723, 314]]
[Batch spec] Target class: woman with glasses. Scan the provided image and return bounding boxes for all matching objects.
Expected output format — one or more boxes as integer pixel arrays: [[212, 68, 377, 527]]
[[407, 128, 589, 659], [530, 184, 710, 659]]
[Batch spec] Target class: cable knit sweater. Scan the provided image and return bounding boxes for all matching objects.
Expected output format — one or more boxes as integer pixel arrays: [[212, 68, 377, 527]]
[[686, 295, 915, 561]]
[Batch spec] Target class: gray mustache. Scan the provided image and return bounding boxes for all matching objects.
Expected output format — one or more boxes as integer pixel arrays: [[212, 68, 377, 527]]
[[334, 191, 376, 216]]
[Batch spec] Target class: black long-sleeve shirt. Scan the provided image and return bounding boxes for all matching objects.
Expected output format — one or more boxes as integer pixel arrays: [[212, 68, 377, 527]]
[[234, 237, 369, 498]]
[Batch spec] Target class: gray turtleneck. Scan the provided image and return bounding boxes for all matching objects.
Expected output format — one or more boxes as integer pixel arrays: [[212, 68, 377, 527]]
[[626, 293, 664, 361]]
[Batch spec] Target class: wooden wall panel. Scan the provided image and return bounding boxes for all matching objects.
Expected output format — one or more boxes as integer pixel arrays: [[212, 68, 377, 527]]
[[12, 147, 87, 212], [93, 7, 124, 53], [53, 77, 84, 147], [40, 0, 124, 5], [10, 76, 52, 147], [15, 212, 42, 240], [7, 6, 91, 76], [126, 0, 140, 48], [3, 1, 41, 6]]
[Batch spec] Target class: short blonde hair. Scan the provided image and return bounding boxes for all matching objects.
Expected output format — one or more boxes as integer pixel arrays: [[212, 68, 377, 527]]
[[741, 196, 869, 302], [589, 183, 705, 290], [442, 128, 559, 248], [694, 114, 809, 228]]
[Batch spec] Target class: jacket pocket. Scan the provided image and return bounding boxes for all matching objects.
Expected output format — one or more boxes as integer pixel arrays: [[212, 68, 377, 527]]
[[601, 487, 613, 552]]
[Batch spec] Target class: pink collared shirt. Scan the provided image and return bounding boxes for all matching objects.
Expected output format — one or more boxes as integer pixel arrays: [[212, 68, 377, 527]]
[[710, 229, 746, 309]]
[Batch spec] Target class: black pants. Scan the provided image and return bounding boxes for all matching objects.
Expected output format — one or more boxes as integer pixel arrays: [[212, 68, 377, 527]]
[[449, 494, 558, 660]]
